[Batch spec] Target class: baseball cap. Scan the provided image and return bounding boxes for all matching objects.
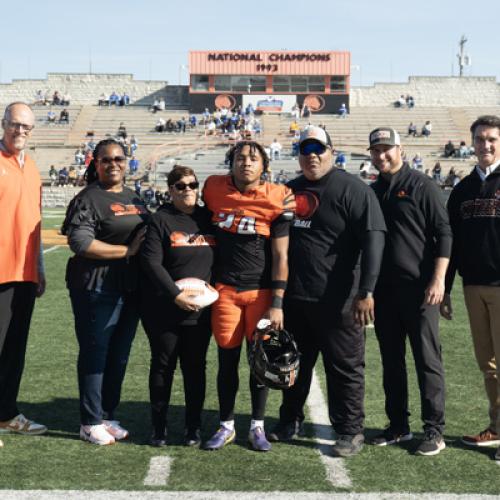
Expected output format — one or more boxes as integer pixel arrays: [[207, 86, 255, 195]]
[[368, 127, 401, 149], [299, 126, 332, 147]]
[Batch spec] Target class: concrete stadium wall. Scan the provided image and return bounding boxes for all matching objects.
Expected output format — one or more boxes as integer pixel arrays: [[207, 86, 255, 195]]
[[351, 76, 500, 107], [0, 73, 175, 106]]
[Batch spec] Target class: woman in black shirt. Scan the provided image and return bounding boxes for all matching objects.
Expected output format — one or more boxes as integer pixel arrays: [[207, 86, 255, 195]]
[[140, 166, 215, 447], [62, 138, 148, 446]]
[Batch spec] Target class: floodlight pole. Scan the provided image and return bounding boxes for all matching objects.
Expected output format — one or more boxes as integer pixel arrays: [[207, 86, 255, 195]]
[[457, 35, 467, 77]]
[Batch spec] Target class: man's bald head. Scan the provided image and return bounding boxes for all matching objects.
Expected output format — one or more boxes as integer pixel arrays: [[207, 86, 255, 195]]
[[1, 102, 35, 155]]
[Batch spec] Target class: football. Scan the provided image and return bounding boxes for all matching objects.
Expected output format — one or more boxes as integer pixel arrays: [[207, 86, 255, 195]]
[[175, 278, 219, 308]]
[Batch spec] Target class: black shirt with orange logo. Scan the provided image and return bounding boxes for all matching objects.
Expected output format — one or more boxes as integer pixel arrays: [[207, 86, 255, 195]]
[[63, 182, 149, 292], [140, 203, 215, 326], [371, 164, 452, 287]]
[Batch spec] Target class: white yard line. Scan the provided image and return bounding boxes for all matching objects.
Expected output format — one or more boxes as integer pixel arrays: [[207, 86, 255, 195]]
[[0, 491, 498, 500], [143, 456, 173, 487], [43, 245, 61, 254], [306, 370, 352, 489]]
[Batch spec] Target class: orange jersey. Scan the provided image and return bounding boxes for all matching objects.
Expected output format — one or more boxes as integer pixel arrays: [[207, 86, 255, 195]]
[[0, 151, 41, 284], [203, 175, 295, 238]]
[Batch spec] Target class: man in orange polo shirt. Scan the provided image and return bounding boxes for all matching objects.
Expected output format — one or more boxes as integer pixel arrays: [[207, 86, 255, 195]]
[[0, 102, 47, 439]]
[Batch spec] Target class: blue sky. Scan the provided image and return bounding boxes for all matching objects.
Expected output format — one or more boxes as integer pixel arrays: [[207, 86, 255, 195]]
[[1, 0, 497, 86]]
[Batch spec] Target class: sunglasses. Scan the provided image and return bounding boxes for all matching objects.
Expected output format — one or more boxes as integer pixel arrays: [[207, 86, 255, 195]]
[[99, 156, 127, 165], [173, 181, 199, 191], [300, 141, 328, 156], [4, 120, 34, 132]]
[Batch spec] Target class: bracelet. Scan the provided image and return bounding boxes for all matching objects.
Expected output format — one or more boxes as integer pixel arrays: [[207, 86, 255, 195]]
[[271, 280, 287, 290], [271, 295, 283, 309]]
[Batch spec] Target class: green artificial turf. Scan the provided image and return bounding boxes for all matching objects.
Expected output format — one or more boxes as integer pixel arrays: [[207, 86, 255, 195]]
[[1, 238, 499, 493]]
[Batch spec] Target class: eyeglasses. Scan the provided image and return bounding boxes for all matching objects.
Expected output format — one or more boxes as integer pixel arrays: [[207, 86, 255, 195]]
[[99, 156, 127, 165], [173, 181, 199, 191], [4, 120, 34, 132], [300, 141, 327, 156]]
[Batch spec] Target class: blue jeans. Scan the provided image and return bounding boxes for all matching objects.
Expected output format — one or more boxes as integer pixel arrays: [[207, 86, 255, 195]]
[[70, 289, 139, 425]]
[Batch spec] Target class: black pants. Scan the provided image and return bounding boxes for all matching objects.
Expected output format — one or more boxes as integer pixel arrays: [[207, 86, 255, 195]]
[[374, 285, 445, 434], [279, 299, 365, 435], [217, 344, 269, 421], [0, 282, 37, 421], [144, 321, 211, 433]]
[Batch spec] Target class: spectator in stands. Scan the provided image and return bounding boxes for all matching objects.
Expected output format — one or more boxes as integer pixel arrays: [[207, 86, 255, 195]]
[[458, 141, 473, 159], [68, 166, 78, 186], [98, 93, 108, 107], [253, 118, 262, 136], [444, 140, 456, 158], [74, 148, 85, 165], [206, 120, 216, 136], [158, 98, 165, 111], [84, 150, 93, 167], [202, 108, 211, 125], [155, 117, 166, 133], [189, 115, 197, 128], [338, 103, 347, 118], [412, 153, 424, 170], [335, 151, 347, 169], [406, 95, 415, 108], [120, 93, 130, 106], [291, 139, 299, 158], [166, 119, 175, 133], [58, 166, 69, 186], [130, 135, 138, 154], [245, 103, 254, 116], [77, 165, 86, 186], [34, 90, 44, 105], [359, 160, 372, 179], [291, 103, 300, 120], [422, 121, 432, 137], [129, 156, 139, 175], [59, 108, 69, 124], [134, 179, 142, 197], [177, 117, 187, 134], [109, 92, 120, 106], [143, 185, 155, 207], [394, 95, 406, 108], [49, 165, 58, 187], [117, 122, 127, 139], [432, 162, 442, 183], [408, 122, 418, 137], [152, 99, 160, 113], [275, 169, 289, 184], [47, 109, 56, 124], [269, 138, 282, 161], [154, 189, 164, 206], [302, 104, 311, 118], [52, 91, 62, 106], [289, 120, 300, 135], [61, 94, 71, 106]]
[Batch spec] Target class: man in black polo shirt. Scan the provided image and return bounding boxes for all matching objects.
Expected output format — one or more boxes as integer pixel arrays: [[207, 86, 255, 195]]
[[369, 127, 452, 456], [269, 126, 386, 457]]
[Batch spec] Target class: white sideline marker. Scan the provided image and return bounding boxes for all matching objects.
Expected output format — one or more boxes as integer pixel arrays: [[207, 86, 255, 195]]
[[144, 456, 173, 487], [306, 370, 352, 489], [43, 245, 61, 254]]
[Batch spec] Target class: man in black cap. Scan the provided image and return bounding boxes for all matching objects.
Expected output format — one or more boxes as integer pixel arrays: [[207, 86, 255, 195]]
[[369, 127, 451, 456], [269, 125, 386, 457]]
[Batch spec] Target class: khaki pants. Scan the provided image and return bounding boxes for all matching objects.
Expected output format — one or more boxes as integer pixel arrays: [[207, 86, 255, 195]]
[[463, 285, 500, 432]]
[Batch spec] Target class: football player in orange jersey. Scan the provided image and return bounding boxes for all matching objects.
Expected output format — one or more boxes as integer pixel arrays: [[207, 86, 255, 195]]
[[202, 141, 295, 452]]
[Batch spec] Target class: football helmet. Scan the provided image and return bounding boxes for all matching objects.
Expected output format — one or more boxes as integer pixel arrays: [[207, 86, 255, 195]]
[[248, 321, 300, 390]]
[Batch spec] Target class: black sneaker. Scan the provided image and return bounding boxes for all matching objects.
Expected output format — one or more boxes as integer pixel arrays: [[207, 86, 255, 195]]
[[184, 428, 201, 447], [415, 429, 445, 456], [150, 429, 167, 447], [371, 427, 413, 446], [331, 433, 364, 457], [267, 420, 304, 442]]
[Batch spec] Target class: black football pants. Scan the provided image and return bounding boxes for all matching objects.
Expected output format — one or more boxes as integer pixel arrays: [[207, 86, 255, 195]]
[[0, 282, 37, 421], [279, 299, 365, 436], [374, 285, 445, 434]]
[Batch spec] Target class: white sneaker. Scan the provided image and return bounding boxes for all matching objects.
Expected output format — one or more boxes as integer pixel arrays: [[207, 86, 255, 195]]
[[80, 424, 115, 445], [103, 420, 129, 440], [0, 414, 47, 435]]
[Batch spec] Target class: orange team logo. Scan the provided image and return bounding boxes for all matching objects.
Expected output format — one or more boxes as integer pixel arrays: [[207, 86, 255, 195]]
[[396, 190, 407, 198], [295, 191, 320, 219], [214, 94, 236, 110], [303, 95, 325, 112], [170, 231, 216, 247], [110, 203, 148, 216]]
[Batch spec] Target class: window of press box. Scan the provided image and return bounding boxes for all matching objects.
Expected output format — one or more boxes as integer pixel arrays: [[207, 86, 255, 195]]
[[273, 76, 325, 93], [191, 75, 209, 91], [330, 76, 347, 92], [215, 76, 266, 92]]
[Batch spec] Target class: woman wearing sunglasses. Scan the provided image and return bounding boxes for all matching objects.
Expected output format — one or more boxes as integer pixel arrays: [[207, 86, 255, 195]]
[[62, 138, 148, 446], [140, 166, 216, 447]]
